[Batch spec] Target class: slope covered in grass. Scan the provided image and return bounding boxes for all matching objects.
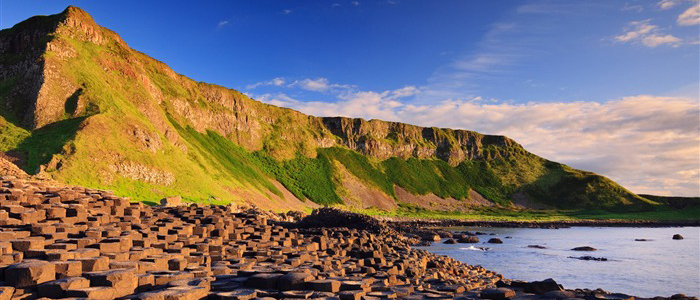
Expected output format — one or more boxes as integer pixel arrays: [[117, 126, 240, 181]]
[[0, 6, 673, 213]]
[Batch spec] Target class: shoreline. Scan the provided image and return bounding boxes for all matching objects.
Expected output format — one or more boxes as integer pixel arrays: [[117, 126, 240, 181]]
[[1, 177, 696, 300], [377, 216, 700, 228]]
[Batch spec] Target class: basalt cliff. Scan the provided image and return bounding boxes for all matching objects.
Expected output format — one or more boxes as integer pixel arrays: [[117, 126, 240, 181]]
[[0, 6, 657, 211]]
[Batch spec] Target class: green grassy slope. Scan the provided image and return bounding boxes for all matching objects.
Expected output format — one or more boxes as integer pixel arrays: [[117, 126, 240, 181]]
[[0, 6, 679, 214]]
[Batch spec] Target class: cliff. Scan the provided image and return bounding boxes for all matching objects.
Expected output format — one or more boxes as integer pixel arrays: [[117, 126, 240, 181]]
[[0, 6, 656, 211]]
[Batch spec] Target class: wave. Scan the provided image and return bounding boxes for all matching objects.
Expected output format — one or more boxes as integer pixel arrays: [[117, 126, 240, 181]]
[[460, 246, 490, 251]]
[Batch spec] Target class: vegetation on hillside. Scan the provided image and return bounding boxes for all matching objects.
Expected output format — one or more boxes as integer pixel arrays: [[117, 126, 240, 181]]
[[0, 7, 687, 217]]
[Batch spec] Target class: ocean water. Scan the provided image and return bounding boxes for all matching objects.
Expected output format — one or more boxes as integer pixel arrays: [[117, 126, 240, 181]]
[[417, 226, 699, 297]]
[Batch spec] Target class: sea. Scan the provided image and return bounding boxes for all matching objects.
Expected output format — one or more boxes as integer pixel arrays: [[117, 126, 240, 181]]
[[416, 226, 699, 297]]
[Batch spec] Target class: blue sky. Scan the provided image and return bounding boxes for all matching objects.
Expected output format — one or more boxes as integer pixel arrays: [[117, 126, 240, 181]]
[[2, 0, 699, 196]]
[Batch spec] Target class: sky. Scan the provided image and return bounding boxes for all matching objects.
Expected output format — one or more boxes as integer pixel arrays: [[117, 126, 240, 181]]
[[2, 0, 699, 196]]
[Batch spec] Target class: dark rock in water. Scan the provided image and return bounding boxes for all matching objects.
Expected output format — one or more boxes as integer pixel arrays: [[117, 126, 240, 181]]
[[593, 293, 635, 300], [569, 256, 608, 261], [415, 240, 432, 246], [527, 245, 547, 249], [672, 234, 684, 240], [475, 231, 487, 235], [671, 294, 687, 299], [443, 238, 457, 244], [480, 288, 516, 300], [505, 236, 512, 239], [523, 278, 563, 294], [458, 236, 480, 243], [571, 246, 597, 251], [489, 233, 496, 235], [634, 239, 651, 242], [487, 238, 503, 244]]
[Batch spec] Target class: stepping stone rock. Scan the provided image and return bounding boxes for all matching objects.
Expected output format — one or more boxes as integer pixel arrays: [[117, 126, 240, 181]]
[[487, 238, 503, 244], [672, 234, 684, 240], [245, 273, 282, 289], [37, 277, 90, 298], [0, 286, 15, 300], [214, 289, 257, 300], [480, 288, 516, 300], [307, 279, 341, 292], [277, 272, 314, 291], [5, 261, 56, 288]]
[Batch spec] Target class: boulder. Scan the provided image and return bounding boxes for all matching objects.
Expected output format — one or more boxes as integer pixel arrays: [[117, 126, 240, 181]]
[[443, 239, 457, 244], [160, 196, 183, 207], [527, 245, 547, 249], [487, 238, 503, 244], [672, 234, 684, 240], [522, 278, 563, 294], [457, 236, 479, 243]]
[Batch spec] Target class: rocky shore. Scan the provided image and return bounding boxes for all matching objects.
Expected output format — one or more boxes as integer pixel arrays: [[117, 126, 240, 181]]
[[0, 177, 696, 300], [377, 217, 700, 229]]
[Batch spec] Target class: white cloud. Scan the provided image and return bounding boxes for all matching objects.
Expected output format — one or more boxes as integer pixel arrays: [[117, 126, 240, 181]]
[[351, 1, 360, 6], [678, 3, 700, 25], [658, 0, 678, 9], [259, 88, 700, 197], [282, 9, 293, 15], [246, 77, 286, 89], [288, 78, 354, 92], [614, 19, 682, 47], [642, 34, 682, 46]]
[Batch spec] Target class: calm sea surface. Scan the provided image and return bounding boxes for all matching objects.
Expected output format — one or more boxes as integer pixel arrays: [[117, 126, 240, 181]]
[[417, 226, 699, 297]]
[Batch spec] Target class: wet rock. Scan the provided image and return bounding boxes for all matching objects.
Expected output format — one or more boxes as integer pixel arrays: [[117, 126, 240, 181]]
[[571, 246, 597, 251], [672, 234, 684, 240], [569, 256, 608, 261], [522, 278, 563, 294], [458, 236, 480, 243], [527, 245, 547, 249], [634, 239, 651, 242], [487, 238, 503, 244], [443, 238, 457, 244]]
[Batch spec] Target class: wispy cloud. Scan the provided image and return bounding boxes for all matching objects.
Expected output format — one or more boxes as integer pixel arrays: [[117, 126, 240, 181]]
[[351, 1, 360, 6], [282, 9, 293, 15], [217, 20, 230, 29], [614, 19, 682, 47], [257, 89, 700, 196], [246, 77, 286, 89], [658, 0, 679, 10], [677, 3, 700, 25], [288, 78, 354, 92]]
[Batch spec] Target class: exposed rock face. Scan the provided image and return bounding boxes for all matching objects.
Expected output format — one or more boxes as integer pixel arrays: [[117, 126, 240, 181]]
[[0, 5, 518, 166]]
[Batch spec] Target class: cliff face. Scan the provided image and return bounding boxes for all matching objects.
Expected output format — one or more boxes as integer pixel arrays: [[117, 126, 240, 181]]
[[0, 7, 654, 210]]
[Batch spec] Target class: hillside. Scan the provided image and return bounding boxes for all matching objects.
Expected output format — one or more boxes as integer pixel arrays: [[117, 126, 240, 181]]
[[0, 6, 658, 212]]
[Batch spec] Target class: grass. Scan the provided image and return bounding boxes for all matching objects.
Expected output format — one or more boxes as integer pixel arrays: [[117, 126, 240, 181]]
[[14, 117, 86, 173], [359, 205, 700, 222], [0, 8, 689, 218]]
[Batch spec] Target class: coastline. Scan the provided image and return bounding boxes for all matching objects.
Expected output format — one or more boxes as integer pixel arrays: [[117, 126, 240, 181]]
[[378, 217, 700, 228], [1, 176, 697, 300]]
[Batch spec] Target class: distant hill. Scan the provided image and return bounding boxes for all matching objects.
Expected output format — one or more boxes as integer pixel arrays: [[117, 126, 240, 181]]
[[0, 6, 661, 211]]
